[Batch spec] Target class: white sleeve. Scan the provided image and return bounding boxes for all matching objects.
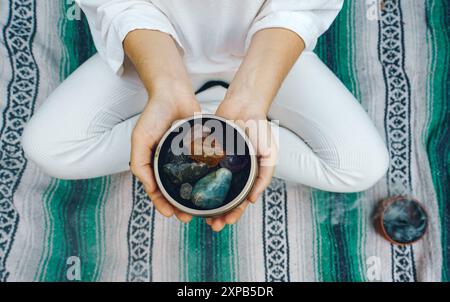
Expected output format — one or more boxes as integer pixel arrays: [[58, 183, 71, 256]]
[[75, 0, 183, 75], [246, 0, 344, 51]]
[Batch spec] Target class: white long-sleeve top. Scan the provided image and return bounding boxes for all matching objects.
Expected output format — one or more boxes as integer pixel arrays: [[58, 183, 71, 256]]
[[76, 0, 344, 75]]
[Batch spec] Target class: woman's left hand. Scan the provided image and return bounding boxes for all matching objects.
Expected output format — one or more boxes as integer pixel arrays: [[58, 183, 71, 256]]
[[207, 98, 278, 232], [205, 28, 303, 231]]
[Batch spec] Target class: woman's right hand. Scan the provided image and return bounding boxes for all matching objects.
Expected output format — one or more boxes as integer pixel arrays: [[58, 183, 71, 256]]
[[124, 29, 201, 223], [130, 88, 201, 223]]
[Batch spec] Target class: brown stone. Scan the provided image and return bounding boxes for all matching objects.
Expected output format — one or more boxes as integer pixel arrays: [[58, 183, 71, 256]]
[[189, 136, 225, 168]]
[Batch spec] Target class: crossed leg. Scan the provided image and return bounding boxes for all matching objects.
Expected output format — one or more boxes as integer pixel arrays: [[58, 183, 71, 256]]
[[22, 52, 388, 192]]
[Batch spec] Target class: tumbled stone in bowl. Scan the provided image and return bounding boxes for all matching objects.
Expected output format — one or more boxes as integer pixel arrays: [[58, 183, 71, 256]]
[[189, 136, 225, 168], [163, 162, 209, 185], [167, 152, 191, 164], [180, 183, 193, 200], [191, 168, 232, 209], [220, 155, 249, 173]]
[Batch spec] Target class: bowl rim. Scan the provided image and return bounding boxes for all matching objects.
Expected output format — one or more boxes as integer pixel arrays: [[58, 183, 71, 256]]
[[153, 114, 258, 217]]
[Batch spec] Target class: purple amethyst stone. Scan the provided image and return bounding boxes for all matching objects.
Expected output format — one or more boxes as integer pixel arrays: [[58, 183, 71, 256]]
[[219, 155, 249, 173]]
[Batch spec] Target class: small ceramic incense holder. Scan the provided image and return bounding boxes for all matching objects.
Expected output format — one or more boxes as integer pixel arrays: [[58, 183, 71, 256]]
[[374, 196, 428, 245]]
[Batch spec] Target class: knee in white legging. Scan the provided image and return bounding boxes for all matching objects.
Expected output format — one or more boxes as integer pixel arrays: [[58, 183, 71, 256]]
[[327, 146, 390, 193], [22, 115, 82, 180], [275, 126, 390, 193], [21, 100, 116, 180], [297, 146, 389, 193]]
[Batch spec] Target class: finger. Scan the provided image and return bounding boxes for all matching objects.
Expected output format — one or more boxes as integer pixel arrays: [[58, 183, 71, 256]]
[[257, 124, 278, 167], [237, 118, 276, 204], [205, 218, 212, 226], [224, 200, 250, 224], [248, 164, 274, 203], [211, 217, 226, 232], [130, 131, 157, 192], [174, 209, 193, 223], [147, 190, 175, 217]]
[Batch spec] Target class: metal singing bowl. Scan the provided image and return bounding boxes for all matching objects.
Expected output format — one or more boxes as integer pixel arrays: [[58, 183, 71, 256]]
[[153, 114, 258, 217]]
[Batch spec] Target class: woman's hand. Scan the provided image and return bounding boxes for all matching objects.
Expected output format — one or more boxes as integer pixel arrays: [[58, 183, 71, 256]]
[[124, 29, 202, 223], [125, 28, 303, 228], [130, 90, 201, 223], [207, 98, 278, 232], [205, 28, 304, 232]]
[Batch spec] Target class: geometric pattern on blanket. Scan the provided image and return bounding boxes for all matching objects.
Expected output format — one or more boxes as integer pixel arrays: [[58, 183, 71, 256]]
[[379, 0, 416, 282], [0, 0, 449, 281]]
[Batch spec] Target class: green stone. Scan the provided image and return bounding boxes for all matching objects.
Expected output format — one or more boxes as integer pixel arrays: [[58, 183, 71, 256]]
[[191, 168, 232, 209], [163, 162, 209, 185]]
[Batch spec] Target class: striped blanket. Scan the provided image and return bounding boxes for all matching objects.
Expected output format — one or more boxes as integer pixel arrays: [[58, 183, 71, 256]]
[[0, 0, 448, 282]]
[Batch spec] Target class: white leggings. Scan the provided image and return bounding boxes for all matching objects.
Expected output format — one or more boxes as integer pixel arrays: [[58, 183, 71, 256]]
[[22, 52, 389, 192]]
